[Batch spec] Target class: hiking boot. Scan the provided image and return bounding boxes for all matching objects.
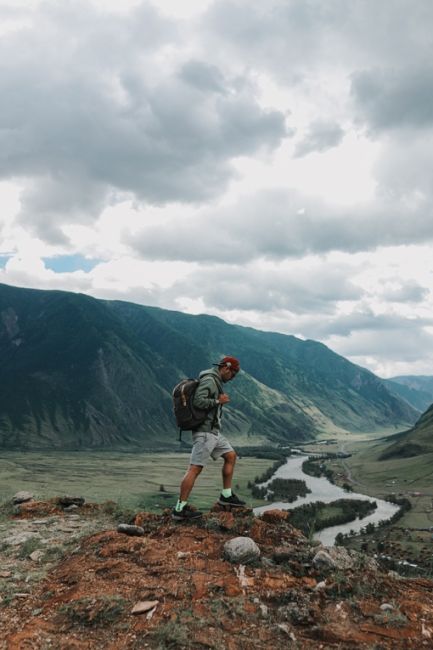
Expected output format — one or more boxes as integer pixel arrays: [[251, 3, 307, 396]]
[[171, 504, 203, 521], [218, 492, 246, 507]]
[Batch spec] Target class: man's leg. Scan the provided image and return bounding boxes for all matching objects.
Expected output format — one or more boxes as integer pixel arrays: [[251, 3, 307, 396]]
[[173, 464, 204, 520], [218, 450, 246, 507], [221, 450, 236, 489], [180, 464, 203, 501]]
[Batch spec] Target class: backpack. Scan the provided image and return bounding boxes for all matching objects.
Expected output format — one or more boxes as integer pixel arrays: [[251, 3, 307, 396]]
[[172, 375, 221, 439]]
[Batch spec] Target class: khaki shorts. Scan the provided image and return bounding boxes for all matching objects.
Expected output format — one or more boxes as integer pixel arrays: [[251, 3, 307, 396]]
[[190, 432, 234, 467]]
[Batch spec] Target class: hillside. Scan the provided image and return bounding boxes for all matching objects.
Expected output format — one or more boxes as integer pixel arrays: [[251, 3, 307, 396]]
[[0, 283, 418, 450], [385, 375, 433, 413], [2, 498, 433, 648], [379, 403, 433, 460]]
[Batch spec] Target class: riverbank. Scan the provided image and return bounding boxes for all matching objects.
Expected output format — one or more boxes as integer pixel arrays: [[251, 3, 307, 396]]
[[253, 456, 399, 545]]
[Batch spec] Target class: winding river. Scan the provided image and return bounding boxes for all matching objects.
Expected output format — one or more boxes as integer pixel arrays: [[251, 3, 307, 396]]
[[253, 455, 399, 546]]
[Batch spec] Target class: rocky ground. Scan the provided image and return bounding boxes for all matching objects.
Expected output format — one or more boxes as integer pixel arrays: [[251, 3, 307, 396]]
[[1, 496, 433, 649]]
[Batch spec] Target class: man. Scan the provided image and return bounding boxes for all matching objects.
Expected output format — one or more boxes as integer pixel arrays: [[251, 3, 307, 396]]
[[172, 355, 246, 521]]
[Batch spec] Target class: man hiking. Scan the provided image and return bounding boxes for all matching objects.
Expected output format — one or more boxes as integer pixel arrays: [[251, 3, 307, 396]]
[[172, 356, 246, 521]]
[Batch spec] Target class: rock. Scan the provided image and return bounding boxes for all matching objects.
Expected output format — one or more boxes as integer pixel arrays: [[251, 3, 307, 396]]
[[29, 550, 44, 562], [275, 623, 292, 636], [57, 496, 85, 507], [224, 536, 260, 564], [312, 546, 378, 572], [117, 524, 145, 537], [314, 580, 327, 591], [312, 550, 337, 569], [63, 505, 79, 512], [261, 509, 289, 524], [177, 551, 191, 559], [131, 600, 158, 615], [3, 532, 41, 547], [12, 491, 33, 504], [380, 603, 394, 611], [280, 602, 312, 625], [0, 571, 12, 578], [259, 603, 269, 618]]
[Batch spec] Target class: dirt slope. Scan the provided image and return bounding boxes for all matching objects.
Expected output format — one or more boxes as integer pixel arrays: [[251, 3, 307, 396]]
[[1, 500, 433, 649]]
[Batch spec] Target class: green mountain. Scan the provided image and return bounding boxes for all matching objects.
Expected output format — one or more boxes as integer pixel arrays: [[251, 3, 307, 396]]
[[0, 283, 418, 450], [379, 402, 433, 460], [385, 376, 433, 413]]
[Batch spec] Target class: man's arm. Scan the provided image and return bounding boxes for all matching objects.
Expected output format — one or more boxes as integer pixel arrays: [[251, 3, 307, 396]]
[[193, 376, 220, 410]]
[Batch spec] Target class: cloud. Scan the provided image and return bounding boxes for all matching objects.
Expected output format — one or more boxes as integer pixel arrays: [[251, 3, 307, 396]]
[[167, 261, 363, 314], [294, 121, 345, 158], [204, 1, 433, 78], [379, 281, 429, 304], [308, 308, 433, 339], [126, 188, 433, 263], [351, 66, 433, 132], [0, 1, 287, 242], [329, 326, 433, 364]]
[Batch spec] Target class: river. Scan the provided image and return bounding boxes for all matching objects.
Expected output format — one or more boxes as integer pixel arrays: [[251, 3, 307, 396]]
[[253, 456, 399, 546]]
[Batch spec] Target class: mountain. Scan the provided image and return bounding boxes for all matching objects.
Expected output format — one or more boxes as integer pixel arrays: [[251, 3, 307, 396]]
[[385, 375, 433, 413], [0, 283, 418, 450], [379, 402, 433, 460]]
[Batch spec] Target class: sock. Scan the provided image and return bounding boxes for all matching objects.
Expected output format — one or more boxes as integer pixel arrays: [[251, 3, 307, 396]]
[[175, 500, 187, 512], [221, 488, 232, 498]]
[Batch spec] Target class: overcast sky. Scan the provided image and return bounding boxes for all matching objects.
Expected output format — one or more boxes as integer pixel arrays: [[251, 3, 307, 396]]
[[1, 0, 433, 378]]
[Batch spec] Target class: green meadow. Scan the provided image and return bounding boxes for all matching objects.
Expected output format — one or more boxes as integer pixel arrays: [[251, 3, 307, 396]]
[[0, 451, 274, 511]]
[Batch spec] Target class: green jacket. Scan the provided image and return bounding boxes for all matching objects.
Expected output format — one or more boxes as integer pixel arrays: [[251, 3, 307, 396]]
[[192, 368, 224, 434]]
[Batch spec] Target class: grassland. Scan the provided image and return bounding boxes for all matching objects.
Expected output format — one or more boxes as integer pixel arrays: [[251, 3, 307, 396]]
[[310, 435, 433, 570], [0, 451, 274, 511]]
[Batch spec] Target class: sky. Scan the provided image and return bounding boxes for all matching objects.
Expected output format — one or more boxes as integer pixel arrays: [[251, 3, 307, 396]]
[[1, 0, 433, 379]]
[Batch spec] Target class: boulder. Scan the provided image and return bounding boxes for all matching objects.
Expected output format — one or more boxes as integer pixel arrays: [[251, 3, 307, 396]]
[[312, 550, 337, 569], [117, 524, 145, 537], [312, 546, 378, 571], [224, 536, 260, 564], [12, 491, 34, 504]]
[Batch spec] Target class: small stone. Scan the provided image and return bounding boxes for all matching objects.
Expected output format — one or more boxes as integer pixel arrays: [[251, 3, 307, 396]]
[[314, 580, 327, 591], [177, 551, 191, 559], [380, 603, 394, 611], [259, 604, 269, 617], [224, 536, 261, 564], [312, 550, 336, 569], [131, 600, 158, 615], [117, 524, 145, 537], [63, 505, 79, 512], [12, 491, 34, 504], [0, 571, 12, 578], [3, 532, 41, 547], [29, 550, 44, 562]]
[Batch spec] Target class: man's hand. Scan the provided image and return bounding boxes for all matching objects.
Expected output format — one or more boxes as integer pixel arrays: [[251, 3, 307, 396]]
[[218, 393, 230, 405]]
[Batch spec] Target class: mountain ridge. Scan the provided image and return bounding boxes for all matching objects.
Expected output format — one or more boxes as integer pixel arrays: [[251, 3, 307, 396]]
[[0, 283, 418, 450]]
